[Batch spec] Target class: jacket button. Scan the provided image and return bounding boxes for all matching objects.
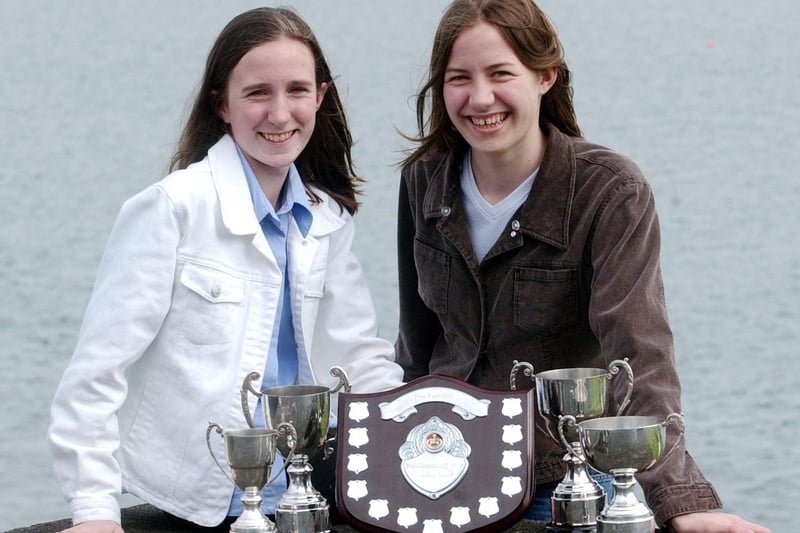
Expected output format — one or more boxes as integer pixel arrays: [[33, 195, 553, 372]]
[[211, 285, 221, 298], [511, 219, 520, 231], [441, 206, 451, 216]]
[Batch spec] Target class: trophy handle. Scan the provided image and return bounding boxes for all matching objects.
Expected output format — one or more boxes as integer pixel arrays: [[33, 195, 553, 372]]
[[240, 371, 263, 429], [206, 422, 235, 485], [509, 360, 534, 390], [268, 422, 298, 485], [659, 412, 686, 464], [556, 415, 582, 459], [607, 358, 634, 415], [322, 435, 333, 460], [329, 366, 351, 393]]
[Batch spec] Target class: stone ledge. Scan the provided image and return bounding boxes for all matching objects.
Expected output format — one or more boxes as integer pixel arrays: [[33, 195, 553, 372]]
[[7, 504, 547, 532]]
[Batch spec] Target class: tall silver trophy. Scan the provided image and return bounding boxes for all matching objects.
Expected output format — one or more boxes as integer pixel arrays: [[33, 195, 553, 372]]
[[559, 413, 685, 533], [241, 367, 351, 533], [511, 359, 634, 533], [206, 422, 297, 533]]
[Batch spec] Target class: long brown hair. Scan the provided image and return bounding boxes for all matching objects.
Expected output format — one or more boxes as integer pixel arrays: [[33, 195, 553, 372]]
[[402, 0, 581, 171], [169, 7, 361, 214]]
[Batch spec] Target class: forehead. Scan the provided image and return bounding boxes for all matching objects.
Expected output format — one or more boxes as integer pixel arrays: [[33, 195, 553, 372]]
[[230, 36, 317, 84], [448, 21, 519, 67]]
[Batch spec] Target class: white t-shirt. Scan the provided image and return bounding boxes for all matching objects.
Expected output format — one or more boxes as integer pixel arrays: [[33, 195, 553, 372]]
[[460, 151, 538, 262]]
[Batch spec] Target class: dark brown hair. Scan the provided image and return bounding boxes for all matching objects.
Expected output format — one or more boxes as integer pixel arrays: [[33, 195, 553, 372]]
[[169, 7, 361, 214], [402, 0, 581, 170]]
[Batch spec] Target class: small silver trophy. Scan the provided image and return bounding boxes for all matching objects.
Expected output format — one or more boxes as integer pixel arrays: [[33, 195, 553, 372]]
[[206, 422, 297, 533], [511, 359, 633, 532], [241, 366, 351, 533], [558, 413, 685, 533]]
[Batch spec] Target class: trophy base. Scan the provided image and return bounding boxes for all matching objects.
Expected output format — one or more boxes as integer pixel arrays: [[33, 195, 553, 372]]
[[230, 523, 275, 533], [230, 486, 276, 533], [597, 515, 654, 533], [275, 502, 330, 533], [276, 454, 331, 533], [546, 525, 597, 533]]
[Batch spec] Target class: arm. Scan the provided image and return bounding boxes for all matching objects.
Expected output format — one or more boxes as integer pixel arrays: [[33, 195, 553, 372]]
[[307, 206, 404, 393], [667, 512, 770, 533], [395, 175, 442, 381], [586, 176, 721, 525], [57, 521, 125, 533], [48, 185, 180, 525]]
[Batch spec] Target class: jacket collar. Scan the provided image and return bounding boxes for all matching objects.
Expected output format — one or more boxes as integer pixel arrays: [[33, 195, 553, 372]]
[[422, 123, 575, 250], [208, 134, 344, 239]]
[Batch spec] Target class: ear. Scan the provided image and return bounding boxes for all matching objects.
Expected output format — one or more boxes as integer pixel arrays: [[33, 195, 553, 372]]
[[213, 90, 230, 124], [316, 82, 329, 111], [538, 67, 558, 95]]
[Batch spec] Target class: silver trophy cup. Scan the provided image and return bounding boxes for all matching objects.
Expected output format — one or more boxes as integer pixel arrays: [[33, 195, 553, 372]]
[[559, 414, 685, 533], [206, 422, 297, 533], [511, 359, 634, 532], [241, 367, 351, 533]]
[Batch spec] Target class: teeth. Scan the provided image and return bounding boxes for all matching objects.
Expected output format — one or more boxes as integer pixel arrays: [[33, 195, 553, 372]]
[[263, 131, 293, 142], [472, 113, 506, 127]]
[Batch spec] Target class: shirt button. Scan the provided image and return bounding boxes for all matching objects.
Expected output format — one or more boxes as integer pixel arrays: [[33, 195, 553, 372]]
[[441, 206, 451, 216], [211, 285, 221, 298]]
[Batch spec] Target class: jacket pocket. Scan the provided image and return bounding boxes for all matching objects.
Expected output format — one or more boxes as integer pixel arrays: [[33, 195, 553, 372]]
[[304, 264, 326, 299], [177, 263, 245, 345], [414, 239, 450, 315], [514, 267, 578, 333]]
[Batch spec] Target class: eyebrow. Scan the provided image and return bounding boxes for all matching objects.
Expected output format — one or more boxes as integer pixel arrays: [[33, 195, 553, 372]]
[[446, 61, 516, 73], [240, 78, 316, 91]]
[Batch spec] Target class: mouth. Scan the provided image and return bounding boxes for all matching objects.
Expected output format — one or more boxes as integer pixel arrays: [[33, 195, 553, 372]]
[[261, 130, 295, 143], [470, 113, 508, 129]]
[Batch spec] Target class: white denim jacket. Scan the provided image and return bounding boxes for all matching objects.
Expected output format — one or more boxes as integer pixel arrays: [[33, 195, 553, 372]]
[[48, 135, 404, 527]]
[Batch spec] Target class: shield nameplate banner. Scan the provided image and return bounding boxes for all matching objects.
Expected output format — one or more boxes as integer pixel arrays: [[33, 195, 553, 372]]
[[336, 375, 535, 533]]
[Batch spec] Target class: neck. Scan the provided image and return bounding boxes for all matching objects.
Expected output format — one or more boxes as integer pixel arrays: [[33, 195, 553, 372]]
[[258, 175, 286, 211], [470, 131, 546, 205], [247, 155, 289, 210]]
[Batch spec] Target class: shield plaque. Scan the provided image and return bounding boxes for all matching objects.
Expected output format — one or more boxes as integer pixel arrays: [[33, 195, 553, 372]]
[[336, 375, 535, 533]]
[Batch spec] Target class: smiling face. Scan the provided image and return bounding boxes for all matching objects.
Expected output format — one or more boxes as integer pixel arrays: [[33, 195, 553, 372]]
[[218, 36, 327, 183], [443, 21, 555, 170]]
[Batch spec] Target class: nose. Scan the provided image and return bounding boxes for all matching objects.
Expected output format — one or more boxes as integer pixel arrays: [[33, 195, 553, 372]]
[[267, 93, 291, 126], [469, 77, 494, 110]]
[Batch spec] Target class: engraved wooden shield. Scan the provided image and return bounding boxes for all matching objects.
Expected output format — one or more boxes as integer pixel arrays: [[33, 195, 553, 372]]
[[336, 375, 535, 533]]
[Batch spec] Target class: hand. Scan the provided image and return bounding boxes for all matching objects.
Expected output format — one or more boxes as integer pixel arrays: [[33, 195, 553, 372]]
[[58, 520, 124, 533], [667, 511, 770, 533]]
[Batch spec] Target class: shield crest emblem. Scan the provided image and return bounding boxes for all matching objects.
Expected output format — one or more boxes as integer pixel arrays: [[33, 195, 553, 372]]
[[336, 375, 535, 532]]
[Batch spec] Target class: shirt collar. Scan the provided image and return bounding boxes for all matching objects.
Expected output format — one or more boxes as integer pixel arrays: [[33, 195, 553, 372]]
[[235, 144, 313, 237]]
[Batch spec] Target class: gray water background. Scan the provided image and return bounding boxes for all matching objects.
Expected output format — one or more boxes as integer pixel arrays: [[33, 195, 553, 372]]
[[1, 1, 798, 530]]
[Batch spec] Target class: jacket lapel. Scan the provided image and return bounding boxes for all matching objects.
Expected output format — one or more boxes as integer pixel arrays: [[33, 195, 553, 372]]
[[207, 135, 277, 265]]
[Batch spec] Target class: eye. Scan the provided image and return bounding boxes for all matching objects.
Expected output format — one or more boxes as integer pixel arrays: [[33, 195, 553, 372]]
[[445, 74, 468, 84]]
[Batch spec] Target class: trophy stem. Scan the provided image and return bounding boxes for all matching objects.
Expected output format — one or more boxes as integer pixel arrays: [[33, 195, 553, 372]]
[[548, 443, 605, 531], [231, 486, 276, 533], [275, 454, 331, 533], [597, 468, 654, 533]]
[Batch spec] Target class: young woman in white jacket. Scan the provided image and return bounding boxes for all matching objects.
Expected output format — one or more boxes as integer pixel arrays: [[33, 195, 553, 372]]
[[47, 8, 404, 533]]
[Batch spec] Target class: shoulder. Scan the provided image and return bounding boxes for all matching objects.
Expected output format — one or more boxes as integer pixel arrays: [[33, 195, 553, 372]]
[[571, 136, 648, 188], [144, 161, 216, 215], [307, 186, 353, 235], [401, 151, 455, 195]]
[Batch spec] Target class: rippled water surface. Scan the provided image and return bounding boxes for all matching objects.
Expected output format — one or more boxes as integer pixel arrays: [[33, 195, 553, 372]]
[[1, 1, 797, 531]]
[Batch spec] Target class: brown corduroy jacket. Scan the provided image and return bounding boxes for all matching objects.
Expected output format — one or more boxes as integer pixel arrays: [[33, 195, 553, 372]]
[[395, 123, 723, 526]]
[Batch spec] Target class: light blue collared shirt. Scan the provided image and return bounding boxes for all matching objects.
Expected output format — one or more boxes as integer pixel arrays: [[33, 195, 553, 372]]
[[237, 147, 312, 391], [229, 145, 313, 516]]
